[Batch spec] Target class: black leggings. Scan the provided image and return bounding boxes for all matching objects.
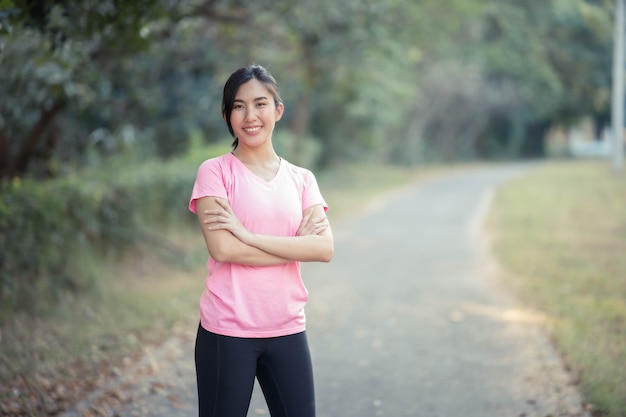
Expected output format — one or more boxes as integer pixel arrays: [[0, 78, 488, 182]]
[[195, 324, 315, 417]]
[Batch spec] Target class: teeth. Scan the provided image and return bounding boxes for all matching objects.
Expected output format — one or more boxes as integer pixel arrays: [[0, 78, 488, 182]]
[[244, 127, 261, 132]]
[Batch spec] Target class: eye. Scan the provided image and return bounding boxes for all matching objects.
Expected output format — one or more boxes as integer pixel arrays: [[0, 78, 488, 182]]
[[233, 103, 244, 110], [256, 102, 267, 107]]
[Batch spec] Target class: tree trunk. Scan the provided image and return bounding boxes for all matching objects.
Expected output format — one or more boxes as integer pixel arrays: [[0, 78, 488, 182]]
[[520, 121, 549, 158], [289, 35, 318, 163], [290, 93, 311, 158], [0, 129, 9, 178], [403, 108, 425, 166], [3, 101, 64, 179]]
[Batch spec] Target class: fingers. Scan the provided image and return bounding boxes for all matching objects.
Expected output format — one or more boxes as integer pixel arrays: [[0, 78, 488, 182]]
[[202, 201, 230, 219], [202, 215, 224, 229], [214, 198, 233, 213], [310, 215, 329, 229], [313, 216, 330, 235], [296, 212, 312, 235], [297, 214, 329, 236], [202, 215, 222, 223], [202, 207, 230, 228]]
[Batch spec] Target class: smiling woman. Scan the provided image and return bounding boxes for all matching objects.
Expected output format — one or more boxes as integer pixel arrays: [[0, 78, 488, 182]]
[[226, 78, 285, 180], [221, 65, 284, 151], [188, 64, 334, 417]]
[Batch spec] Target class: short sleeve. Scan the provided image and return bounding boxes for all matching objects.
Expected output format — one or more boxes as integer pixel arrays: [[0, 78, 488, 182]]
[[302, 169, 328, 213], [189, 157, 229, 214]]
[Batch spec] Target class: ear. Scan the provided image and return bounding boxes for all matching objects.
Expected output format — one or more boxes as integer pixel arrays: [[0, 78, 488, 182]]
[[275, 102, 285, 122], [222, 111, 227, 123]]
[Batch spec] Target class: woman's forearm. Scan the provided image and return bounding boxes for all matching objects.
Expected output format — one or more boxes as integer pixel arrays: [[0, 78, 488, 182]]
[[196, 198, 290, 266], [244, 232, 334, 263], [200, 197, 333, 263], [205, 232, 291, 266]]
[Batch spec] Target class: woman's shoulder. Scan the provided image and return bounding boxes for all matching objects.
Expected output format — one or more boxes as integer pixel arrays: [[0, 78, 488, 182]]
[[195, 153, 237, 182], [281, 158, 314, 178], [197, 152, 234, 171]]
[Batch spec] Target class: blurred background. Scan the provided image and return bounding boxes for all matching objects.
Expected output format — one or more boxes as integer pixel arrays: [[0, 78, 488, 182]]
[[1, 0, 625, 416], [0, 0, 617, 176]]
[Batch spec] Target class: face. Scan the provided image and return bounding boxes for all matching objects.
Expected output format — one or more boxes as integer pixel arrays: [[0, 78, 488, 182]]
[[228, 78, 284, 149]]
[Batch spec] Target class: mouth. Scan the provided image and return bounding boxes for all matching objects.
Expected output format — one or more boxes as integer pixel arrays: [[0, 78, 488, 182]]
[[243, 126, 262, 133]]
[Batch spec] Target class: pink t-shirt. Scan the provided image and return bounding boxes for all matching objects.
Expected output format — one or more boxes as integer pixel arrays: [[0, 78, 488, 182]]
[[189, 152, 327, 338]]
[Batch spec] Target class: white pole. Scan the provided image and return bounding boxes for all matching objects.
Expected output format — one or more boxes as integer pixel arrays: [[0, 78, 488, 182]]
[[612, 0, 625, 173]]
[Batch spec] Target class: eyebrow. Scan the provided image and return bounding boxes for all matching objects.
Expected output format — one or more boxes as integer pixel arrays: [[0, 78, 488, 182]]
[[233, 96, 269, 103]]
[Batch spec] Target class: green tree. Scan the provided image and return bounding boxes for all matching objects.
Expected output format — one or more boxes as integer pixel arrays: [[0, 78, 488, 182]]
[[0, 0, 172, 179], [260, 0, 489, 165], [1, 0, 614, 176], [475, 0, 612, 157]]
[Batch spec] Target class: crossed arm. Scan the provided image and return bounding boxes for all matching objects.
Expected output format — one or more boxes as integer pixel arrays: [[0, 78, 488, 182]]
[[195, 197, 334, 266]]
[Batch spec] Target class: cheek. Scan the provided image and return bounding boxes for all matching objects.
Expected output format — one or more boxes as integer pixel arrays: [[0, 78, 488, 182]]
[[263, 108, 278, 122], [229, 112, 243, 127]]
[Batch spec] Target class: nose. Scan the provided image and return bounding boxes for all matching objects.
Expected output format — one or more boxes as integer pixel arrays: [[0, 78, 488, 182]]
[[244, 107, 257, 122]]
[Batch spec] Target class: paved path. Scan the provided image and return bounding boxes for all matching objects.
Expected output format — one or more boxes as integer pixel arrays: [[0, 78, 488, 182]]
[[65, 164, 589, 417]]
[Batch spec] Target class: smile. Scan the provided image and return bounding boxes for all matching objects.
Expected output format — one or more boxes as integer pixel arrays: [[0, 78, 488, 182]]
[[244, 126, 261, 133]]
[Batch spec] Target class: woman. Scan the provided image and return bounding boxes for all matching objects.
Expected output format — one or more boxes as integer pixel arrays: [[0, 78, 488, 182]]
[[189, 64, 334, 417]]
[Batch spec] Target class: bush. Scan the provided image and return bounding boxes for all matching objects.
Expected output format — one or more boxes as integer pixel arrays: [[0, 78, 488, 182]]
[[0, 144, 228, 320]]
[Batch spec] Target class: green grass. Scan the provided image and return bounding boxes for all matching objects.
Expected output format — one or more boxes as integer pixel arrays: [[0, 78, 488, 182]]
[[489, 160, 626, 417]]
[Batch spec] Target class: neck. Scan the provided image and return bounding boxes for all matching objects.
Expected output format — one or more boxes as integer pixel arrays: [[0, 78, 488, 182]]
[[232, 146, 279, 165]]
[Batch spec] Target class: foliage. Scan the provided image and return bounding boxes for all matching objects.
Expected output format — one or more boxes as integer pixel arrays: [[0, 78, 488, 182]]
[[0, 143, 226, 319], [0, 0, 617, 173], [0, 0, 175, 178], [472, 0, 613, 157], [379, 0, 614, 161]]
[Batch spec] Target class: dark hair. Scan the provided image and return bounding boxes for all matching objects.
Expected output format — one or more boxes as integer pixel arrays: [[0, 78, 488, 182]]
[[222, 64, 282, 149]]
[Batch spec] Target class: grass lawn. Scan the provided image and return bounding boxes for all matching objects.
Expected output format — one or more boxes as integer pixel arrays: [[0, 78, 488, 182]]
[[488, 160, 626, 417]]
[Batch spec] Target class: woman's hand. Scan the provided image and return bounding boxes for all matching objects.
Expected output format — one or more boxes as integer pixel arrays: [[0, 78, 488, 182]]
[[297, 210, 329, 236], [203, 198, 254, 244]]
